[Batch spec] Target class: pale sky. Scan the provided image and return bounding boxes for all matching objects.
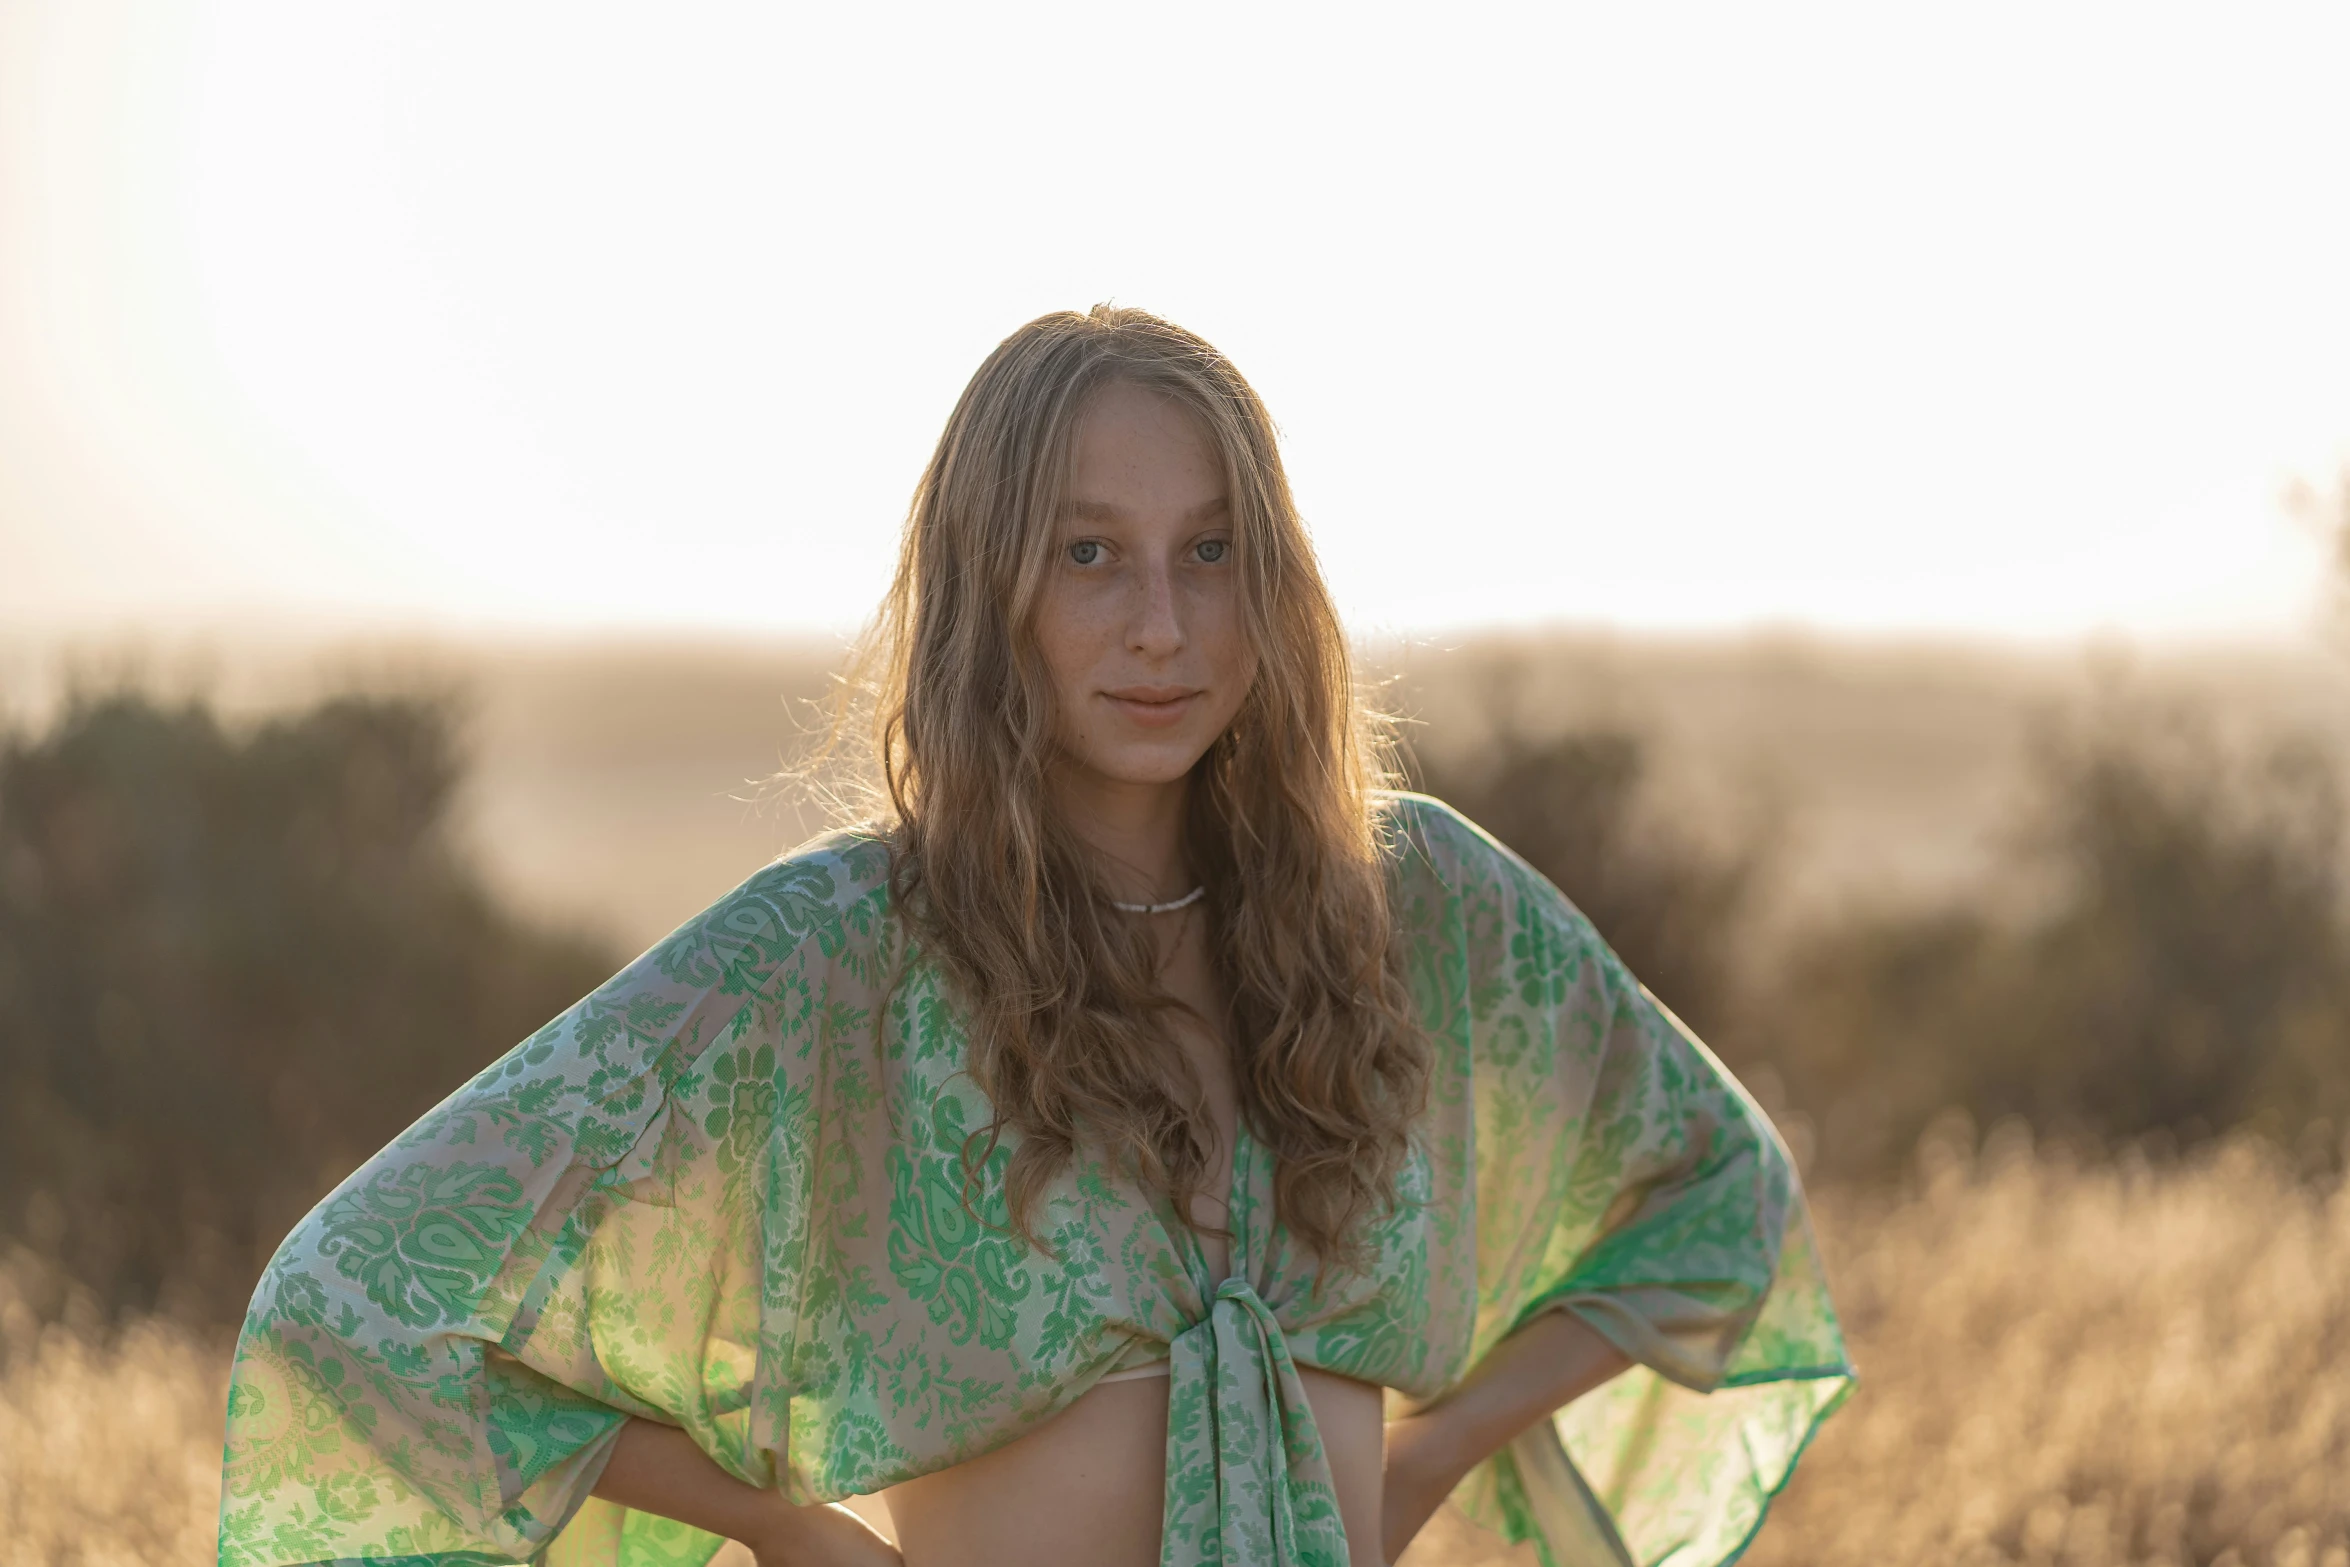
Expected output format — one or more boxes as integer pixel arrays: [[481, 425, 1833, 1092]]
[[4, 1, 2348, 643]]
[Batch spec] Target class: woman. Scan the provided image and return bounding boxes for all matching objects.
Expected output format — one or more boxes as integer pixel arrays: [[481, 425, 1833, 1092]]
[[216, 307, 1851, 1567]]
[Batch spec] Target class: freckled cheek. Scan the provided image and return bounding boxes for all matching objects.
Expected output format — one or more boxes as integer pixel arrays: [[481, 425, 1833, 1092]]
[[1191, 592, 1253, 687], [1034, 593, 1121, 700]]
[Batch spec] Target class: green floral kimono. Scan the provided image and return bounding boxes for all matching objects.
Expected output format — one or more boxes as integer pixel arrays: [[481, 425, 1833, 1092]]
[[216, 794, 1852, 1567]]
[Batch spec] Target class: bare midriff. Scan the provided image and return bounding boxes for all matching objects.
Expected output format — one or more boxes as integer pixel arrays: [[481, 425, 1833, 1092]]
[[857, 908, 1397, 1565], [870, 1362, 1387, 1567]]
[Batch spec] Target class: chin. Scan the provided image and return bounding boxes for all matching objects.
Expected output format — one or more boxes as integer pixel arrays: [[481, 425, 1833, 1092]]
[[1084, 739, 1214, 787]]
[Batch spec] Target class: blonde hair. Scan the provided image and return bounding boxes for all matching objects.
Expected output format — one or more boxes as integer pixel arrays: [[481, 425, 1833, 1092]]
[[854, 304, 1428, 1263]]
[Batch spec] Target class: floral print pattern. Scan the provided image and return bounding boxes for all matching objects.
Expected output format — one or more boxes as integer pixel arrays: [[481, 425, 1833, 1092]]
[[216, 797, 1851, 1567]]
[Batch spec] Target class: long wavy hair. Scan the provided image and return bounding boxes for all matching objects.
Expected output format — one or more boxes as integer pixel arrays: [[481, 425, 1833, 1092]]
[[850, 304, 1428, 1265]]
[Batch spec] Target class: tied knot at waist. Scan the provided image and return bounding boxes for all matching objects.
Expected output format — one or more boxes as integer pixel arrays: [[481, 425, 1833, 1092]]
[[1157, 1277, 1350, 1567]]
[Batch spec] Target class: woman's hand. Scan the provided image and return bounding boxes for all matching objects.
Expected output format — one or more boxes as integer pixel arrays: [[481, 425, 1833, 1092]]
[[1378, 1310, 1636, 1563], [746, 1499, 902, 1567]]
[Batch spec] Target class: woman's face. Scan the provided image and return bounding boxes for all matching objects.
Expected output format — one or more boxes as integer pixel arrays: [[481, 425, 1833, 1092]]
[[1033, 379, 1257, 794]]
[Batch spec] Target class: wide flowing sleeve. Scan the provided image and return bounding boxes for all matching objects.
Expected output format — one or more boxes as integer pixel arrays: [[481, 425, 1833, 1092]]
[[1401, 796, 1854, 1567], [215, 835, 895, 1567]]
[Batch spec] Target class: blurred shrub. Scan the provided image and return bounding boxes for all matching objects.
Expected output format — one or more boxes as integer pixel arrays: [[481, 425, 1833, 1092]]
[[1763, 702, 2350, 1176], [0, 693, 618, 1327], [1409, 725, 1763, 1047], [1416, 685, 2350, 1181]]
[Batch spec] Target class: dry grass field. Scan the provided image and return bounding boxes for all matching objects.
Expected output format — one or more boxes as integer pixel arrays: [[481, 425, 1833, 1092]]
[[7, 1130, 2343, 1567]]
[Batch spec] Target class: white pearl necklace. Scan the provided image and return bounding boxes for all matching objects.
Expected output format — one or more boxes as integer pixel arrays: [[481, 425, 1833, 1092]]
[[1106, 885, 1207, 915]]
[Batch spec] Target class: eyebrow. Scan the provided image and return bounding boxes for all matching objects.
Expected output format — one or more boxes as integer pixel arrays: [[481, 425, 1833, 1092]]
[[1059, 496, 1231, 525]]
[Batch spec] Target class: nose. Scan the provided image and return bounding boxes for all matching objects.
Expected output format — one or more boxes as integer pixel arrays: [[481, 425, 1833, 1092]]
[[1127, 560, 1185, 659]]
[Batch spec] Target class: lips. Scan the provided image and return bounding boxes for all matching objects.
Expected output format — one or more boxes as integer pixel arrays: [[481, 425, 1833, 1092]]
[[1103, 686, 1201, 728]]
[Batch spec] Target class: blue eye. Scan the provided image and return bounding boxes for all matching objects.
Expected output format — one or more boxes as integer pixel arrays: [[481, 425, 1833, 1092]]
[[1068, 540, 1102, 566], [1197, 538, 1229, 564]]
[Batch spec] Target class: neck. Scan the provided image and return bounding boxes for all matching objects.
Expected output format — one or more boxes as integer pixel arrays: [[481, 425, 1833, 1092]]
[[1048, 763, 1195, 904]]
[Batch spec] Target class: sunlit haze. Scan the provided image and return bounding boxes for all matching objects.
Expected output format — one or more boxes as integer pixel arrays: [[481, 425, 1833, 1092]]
[[4, 2, 2348, 643]]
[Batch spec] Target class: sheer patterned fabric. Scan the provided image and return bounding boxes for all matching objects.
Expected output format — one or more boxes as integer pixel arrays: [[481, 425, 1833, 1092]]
[[216, 794, 1852, 1567]]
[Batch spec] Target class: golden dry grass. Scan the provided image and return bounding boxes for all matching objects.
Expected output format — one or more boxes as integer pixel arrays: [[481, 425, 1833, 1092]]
[[6, 1133, 2343, 1567], [0, 1291, 223, 1567], [1742, 1129, 2350, 1567]]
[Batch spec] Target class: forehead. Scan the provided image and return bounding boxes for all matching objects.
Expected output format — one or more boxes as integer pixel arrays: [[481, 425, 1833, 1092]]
[[1062, 382, 1225, 515]]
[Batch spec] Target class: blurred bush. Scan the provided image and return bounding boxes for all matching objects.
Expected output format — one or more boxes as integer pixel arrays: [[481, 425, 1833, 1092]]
[[1765, 703, 2350, 1176], [0, 693, 618, 1327], [1411, 679, 2350, 1181]]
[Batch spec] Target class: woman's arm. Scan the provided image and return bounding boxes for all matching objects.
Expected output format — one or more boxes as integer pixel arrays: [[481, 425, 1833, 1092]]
[[1379, 1309, 1633, 1562], [590, 1418, 901, 1567]]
